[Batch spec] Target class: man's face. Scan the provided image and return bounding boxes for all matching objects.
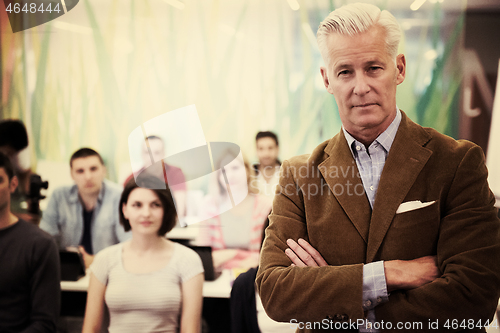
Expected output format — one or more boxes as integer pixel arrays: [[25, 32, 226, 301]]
[[70, 156, 105, 196], [142, 138, 165, 167], [0, 168, 17, 212], [256, 137, 279, 167], [320, 26, 406, 139]]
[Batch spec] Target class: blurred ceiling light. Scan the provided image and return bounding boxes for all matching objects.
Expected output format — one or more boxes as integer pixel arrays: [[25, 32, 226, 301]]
[[52, 21, 92, 35], [162, 0, 185, 10], [410, 0, 427, 11], [287, 0, 300, 11], [425, 49, 438, 60]]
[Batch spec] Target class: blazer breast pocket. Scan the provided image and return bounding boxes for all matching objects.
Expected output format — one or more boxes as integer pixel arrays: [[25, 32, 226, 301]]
[[392, 200, 440, 229], [381, 200, 440, 260]]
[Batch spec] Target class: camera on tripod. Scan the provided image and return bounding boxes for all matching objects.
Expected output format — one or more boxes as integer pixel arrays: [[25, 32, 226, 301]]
[[26, 174, 49, 215]]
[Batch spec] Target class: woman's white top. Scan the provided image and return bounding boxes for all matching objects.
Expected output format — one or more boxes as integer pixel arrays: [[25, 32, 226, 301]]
[[90, 242, 204, 333]]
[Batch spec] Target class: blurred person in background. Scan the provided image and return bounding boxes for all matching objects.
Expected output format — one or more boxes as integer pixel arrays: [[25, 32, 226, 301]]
[[0, 120, 32, 196], [230, 217, 292, 333], [40, 148, 130, 268], [0, 151, 60, 333], [253, 131, 281, 204], [197, 146, 271, 270], [125, 135, 187, 220]]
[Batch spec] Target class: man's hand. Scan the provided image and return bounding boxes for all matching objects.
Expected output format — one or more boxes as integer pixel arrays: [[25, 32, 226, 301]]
[[285, 238, 328, 267], [384, 256, 440, 292], [79, 246, 95, 269], [285, 238, 440, 291]]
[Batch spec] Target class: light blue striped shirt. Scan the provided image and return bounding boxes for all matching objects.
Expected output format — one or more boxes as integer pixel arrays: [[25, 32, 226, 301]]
[[342, 109, 402, 332]]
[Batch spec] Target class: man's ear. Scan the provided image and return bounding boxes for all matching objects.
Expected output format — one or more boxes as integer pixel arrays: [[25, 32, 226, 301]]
[[320, 67, 335, 95], [396, 54, 406, 85], [320, 66, 330, 89], [9, 175, 18, 194]]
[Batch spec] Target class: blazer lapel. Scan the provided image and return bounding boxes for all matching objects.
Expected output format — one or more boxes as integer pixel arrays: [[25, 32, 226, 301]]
[[319, 131, 371, 243], [366, 112, 433, 262]]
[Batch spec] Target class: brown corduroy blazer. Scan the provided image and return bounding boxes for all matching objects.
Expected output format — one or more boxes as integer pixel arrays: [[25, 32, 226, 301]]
[[256, 111, 500, 332]]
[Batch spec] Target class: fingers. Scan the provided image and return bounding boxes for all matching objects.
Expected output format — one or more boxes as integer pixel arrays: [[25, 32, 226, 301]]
[[286, 238, 323, 267], [285, 247, 306, 267], [297, 238, 328, 266]]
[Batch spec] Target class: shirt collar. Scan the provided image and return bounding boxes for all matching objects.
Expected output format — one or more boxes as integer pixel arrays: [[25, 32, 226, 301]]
[[342, 108, 401, 154], [68, 180, 106, 204]]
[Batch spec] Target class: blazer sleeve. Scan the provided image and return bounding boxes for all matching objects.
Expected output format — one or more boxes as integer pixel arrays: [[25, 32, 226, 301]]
[[256, 159, 365, 323], [376, 145, 500, 330]]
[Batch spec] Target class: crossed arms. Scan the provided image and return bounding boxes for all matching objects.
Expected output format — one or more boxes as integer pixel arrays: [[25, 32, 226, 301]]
[[285, 238, 439, 292], [256, 144, 500, 329]]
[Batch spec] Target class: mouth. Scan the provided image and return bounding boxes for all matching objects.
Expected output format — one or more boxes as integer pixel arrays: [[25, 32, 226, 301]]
[[140, 221, 153, 226], [353, 103, 378, 108]]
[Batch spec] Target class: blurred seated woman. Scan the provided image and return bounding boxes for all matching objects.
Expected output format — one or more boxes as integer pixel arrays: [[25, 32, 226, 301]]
[[196, 147, 271, 270], [82, 176, 204, 333]]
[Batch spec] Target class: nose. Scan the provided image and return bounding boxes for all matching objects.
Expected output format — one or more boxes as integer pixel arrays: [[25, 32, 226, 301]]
[[140, 205, 151, 216], [353, 73, 370, 96]]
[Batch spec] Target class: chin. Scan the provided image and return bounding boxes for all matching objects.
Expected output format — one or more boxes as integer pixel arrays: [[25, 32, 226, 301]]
[[354, 114, 387, 127]]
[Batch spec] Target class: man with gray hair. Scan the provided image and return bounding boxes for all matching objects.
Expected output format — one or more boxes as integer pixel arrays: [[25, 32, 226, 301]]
[[256, 3, 500, 332]]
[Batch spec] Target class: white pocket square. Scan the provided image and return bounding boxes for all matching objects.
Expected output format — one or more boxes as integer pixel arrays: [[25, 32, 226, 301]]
[[396, 200, 436, 214]]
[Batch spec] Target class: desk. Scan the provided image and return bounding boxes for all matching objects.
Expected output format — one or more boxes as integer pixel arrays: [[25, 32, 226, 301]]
[[166, 225, 199, 240], [61, 269, 233, 298]]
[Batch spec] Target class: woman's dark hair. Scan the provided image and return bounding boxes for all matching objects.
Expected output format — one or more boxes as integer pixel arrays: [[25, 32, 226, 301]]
[[119, 175, 177, 236]]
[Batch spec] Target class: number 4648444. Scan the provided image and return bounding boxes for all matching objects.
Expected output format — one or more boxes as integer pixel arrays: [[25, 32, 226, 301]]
[[443, 319, 499, 330], [5, 2, 61, 14]]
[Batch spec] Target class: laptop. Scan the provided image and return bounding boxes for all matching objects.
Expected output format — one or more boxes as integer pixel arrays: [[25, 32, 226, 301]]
[[59, 250, 86, 281]]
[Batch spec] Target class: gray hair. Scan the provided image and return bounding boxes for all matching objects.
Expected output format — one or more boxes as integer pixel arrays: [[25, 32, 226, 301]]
[[317, 3, 402, 63]]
